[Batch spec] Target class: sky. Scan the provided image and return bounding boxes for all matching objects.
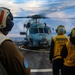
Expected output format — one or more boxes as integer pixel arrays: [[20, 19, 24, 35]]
[[0, 0, 75, 37]]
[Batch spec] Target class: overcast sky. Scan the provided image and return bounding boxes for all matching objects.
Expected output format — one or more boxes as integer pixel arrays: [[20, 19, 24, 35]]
[[0, 0, 75, 36]]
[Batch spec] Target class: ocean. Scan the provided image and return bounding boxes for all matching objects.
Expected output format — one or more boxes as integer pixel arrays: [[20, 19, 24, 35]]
[[9, 33, 69, 42], [9, 33, 70, 46], [9, 37, 25, 46], [9, 37, 24, 41]]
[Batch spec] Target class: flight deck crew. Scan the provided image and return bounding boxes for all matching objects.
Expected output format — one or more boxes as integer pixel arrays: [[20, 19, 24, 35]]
[[0, 7, 30, 75], [61, 28, 75, 75], [49, 25, 69, 75]]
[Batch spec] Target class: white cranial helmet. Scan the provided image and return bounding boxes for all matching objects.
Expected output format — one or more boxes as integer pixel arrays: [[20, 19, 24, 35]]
[[0, 7, 10, 28], [0, 7, 14, 32]]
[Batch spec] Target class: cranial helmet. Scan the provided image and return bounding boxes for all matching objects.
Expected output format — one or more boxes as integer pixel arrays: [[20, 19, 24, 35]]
[[0, 7, 14, 31], [70, 28, 75, 37], [56, 25, 66, 34]]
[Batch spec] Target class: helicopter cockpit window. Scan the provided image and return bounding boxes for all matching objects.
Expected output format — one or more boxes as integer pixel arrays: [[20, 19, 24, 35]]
[[39, 28, 43, 33], [44, 27, 51, 34], [29, 28, 38, 34]]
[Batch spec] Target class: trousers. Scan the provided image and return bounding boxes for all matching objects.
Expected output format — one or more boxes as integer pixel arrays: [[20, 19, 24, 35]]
[[52, 59, 63, 75]]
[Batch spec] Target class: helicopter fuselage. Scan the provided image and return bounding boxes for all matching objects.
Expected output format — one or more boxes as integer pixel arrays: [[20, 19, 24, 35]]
[[25, 22, 53, 49]]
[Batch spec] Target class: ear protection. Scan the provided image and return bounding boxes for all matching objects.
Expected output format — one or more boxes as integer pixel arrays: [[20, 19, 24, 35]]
[[0, 7, 14, 31], [56, 25, 66, 34], [70, 28, 75, 37]]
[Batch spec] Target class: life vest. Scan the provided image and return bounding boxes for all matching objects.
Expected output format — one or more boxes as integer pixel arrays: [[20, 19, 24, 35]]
[[64, 42, 75, 66], [0, 33, 12, 45], [53, 35, 69, 60]]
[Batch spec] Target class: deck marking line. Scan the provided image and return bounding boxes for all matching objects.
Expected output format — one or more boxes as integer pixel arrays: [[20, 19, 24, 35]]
[[31, 69, 52, 72], [19, 47, 49, 53]]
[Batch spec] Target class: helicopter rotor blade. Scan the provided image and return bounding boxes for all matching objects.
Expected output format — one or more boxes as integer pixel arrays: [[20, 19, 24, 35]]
[[14, 15, 48, 19], [13, 16, 75, 20], [45, 17, 75, 19], [13, 16, 39, 18], [13, 11, 75, 19]]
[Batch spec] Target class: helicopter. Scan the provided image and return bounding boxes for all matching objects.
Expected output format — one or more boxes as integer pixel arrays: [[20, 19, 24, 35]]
[[14, 14, 53, 50]]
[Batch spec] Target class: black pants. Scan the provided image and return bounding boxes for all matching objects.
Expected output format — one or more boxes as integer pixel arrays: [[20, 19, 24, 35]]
[[52, 59, 63, 75], [63, 65, 75, 75], [0, 62, 8, 75]]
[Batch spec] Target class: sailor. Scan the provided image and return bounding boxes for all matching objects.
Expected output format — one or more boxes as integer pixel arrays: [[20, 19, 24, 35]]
[[0, 7, 30, 75], [49, 25, 69, 75], [61, 28, 75, 75]]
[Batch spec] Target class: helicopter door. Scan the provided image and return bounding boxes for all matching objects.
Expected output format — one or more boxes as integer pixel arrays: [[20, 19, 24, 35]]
[[44, 27, 51, 34]]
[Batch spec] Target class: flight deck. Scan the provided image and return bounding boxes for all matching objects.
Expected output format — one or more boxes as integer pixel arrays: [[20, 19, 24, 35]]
[[20, 48, 61, 75]]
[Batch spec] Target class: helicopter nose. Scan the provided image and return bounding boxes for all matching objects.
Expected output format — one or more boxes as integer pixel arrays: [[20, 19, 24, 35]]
[[42, 37, 47, 41], [38, 37, 48, 46]]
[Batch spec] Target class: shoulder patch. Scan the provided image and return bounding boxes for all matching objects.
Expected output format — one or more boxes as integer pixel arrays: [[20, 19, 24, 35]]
[[24, 60, 28, 68]]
